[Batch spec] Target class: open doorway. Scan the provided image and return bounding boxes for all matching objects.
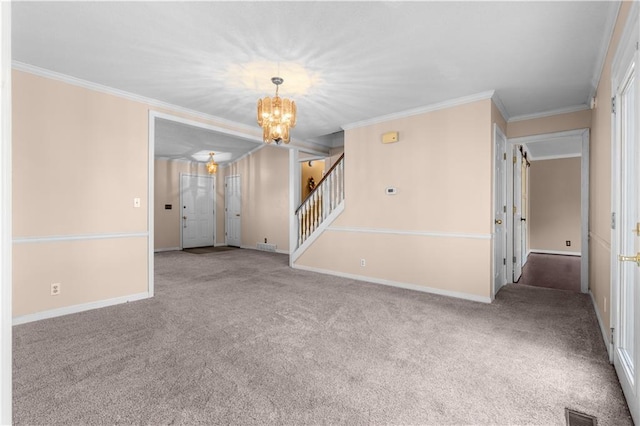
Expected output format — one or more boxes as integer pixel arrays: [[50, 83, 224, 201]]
[[506, 129, 589, 293]]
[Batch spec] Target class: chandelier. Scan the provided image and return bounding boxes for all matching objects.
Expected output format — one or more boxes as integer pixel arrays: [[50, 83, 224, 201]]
[[206, 152, 218, 175], [257, 77, 297, 144]]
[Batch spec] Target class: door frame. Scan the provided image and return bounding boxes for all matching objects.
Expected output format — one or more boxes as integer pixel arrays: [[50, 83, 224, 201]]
[[179, 173, 215, 249], [492, 124, 508, 298], [507, 129, 590, 293], [610, 3, 640, 421]]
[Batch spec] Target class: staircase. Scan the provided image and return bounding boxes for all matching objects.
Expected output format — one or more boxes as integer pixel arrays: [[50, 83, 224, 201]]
[[292, 154, 344, 261]]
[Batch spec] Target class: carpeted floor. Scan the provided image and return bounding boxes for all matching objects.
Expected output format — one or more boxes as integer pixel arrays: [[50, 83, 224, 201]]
[[13, 250, 631, 425], [519, 253, 581, 292]]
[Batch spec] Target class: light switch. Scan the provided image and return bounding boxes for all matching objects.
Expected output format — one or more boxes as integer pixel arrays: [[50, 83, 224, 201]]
[[134, 198, 141, 208]]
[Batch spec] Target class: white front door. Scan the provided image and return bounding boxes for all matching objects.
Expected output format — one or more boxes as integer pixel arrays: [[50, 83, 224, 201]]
[[612, 19, 640, 422], [225, 175, 241, 247], [493, 124, 507, 296], [180, 174, 215, 249], [512, 146, 524, 282]]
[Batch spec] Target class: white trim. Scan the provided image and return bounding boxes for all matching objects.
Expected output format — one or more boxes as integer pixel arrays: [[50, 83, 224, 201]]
[[240, 245, 289, 255], [148, 110, 155, 298], [341, 90, 495, 131], [292, 263, 491, 304], [0, 2, 11, 423], [491, 92, 510, 122], [214, 242, 227, 247], [509, 128, 588, 145], [291, 201, 345, 263], [590, 1, 624, 102], [506, 128, 589, 293], [590, 290, 612, 360], [528, 153, 581, 161], [13, 66, 331, 153], [149, 110, 262, 146], [288, 148, 299, 265], [12, 292, 150, 326], [580, 129, 590, 294], [611, 0, 640, 94], [154, 247, 181, 253], [507, 104, 590, 123], [326, 226, 491, 240], [529, 249, 582, 257], [13, 232, 148, 244], [13, 62, 261, 136]]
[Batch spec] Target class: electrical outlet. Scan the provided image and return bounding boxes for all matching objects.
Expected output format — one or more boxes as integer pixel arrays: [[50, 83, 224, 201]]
[[51, 283, 61, 296], [360, 259, 366, 267], [134, 197, 141, 208], [566, 240, 571, 246]]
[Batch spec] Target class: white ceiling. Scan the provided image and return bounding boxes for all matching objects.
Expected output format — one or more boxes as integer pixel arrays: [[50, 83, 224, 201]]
[[12, 1, 618, 160]]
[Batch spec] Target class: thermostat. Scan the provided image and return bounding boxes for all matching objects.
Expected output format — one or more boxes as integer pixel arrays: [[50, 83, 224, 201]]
[[385, 187, 398, 195]]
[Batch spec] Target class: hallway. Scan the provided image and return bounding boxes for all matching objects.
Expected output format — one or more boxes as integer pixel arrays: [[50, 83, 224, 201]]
[[518, 253, 581, 292]]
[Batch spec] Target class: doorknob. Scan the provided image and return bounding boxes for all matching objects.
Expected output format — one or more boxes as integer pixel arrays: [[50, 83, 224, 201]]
[[495, 219, 502, 225], [619, 253, 640, 266], [236, 214, 241, 217]]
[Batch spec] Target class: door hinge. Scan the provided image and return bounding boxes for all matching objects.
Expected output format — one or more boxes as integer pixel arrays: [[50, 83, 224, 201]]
[[611, 327, 615, 345], [612, 97, 616, 114], [503, 258, 506, 265], [513, 156, 517, 164], [513, 206, 517, 214], [513, 256, 517, 263], [503, 205, 506, 213], [611, 212, 616, 230], [503, 153, 506, 160], [636, 41, 639, 51]]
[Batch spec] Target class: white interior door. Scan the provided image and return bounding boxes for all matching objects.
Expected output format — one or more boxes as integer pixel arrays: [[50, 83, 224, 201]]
[[181, 174, 215, 249], [512, 146, 523, 282], [520, 157, 529, 266], [493, 124, 508, 296], [612, 23, 640, 422], [225, 175, 241, 247]]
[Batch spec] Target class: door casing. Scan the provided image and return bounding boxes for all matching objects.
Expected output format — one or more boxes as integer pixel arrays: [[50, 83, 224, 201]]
[[506, 129, 590, 292]]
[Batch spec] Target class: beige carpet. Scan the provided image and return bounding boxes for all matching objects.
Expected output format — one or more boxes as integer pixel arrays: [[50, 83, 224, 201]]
[[13, 250, 631, 425], [519, 253, 581, 292]]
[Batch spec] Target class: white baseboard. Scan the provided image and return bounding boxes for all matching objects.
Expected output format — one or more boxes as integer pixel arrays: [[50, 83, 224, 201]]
[[530, 249, 581, 256], [240, 245, 289, 255], [154, 247, 181, 253], [292, 264, 491, 304], [214, 243, 227, 247], [589, 290, 612, 361], [13, 292, 151, 325]]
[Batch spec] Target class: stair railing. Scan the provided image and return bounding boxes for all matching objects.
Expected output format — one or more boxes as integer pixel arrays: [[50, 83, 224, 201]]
[[295, 154, 344, 248]]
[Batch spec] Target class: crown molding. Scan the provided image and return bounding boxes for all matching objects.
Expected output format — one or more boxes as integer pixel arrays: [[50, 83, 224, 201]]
[[491, 92, 510, 122], [507, 104, 590, 123], [589, 0, 626, 102], [14, 61, 334, 152], [12, 61, 260, 135], [341, 90, 496, 131]]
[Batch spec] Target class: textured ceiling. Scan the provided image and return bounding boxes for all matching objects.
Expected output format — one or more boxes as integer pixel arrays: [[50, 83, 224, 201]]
[[12, 1, 618, 159]]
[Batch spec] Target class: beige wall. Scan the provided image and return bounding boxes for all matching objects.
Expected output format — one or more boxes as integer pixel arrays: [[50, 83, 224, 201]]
[[225, 145, 290, 252], [300, 159, 325, 201], [154, 159, 222, 250], [529, 157, 582, 253], [589, 2, 632, 332], [507, 109, 592, 139], [296, 99, 493, 299], [13, 68, 275, 319], [13, 70, 149, 317]]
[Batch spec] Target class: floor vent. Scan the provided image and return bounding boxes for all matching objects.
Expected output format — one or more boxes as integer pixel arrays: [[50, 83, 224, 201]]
[[565, 408, 597, 426], [256, 243, 277, 252]]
